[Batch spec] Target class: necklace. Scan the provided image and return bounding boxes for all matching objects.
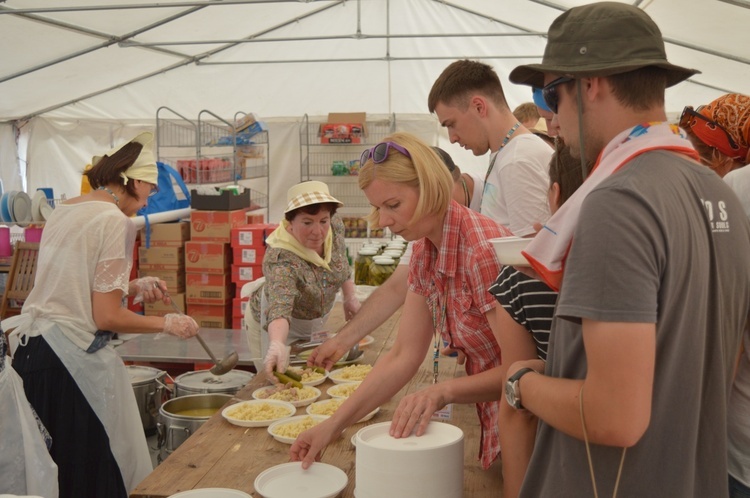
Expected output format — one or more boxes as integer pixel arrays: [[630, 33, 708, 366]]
[[484, 122, 521, 184], [97, 186, 120, 206], [460, 175, 470, 208]]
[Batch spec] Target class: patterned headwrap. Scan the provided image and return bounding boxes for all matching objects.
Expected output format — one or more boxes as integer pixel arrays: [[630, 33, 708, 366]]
[[682, 93, 750, 164]]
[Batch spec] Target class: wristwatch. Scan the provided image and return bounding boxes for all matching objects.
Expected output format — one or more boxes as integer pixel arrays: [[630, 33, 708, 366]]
[[505, 367, 536, 410]]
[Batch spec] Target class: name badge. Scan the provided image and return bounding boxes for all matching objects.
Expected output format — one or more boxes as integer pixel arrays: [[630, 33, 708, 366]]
[[432, 404, 453, 421]]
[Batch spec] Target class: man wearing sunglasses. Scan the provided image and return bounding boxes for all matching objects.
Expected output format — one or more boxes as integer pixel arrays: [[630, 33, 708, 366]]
[[428, 60, 553, 237], [506, 3, 750, 498]]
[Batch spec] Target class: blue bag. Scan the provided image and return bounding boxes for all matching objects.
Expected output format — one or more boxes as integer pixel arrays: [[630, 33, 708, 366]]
[[138, 161, 191, 247]]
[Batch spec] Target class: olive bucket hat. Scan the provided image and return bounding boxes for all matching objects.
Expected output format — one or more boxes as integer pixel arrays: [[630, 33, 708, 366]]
[[509, 2, 699, 89]]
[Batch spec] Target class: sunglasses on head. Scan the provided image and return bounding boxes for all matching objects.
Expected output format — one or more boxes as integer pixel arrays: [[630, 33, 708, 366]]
[[542, 76, 574, 114], [360, 141, 411, 166], [679, 106, 739, 150]]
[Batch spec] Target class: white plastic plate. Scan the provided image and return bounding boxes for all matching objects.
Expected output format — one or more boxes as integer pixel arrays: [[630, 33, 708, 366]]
[[252, 386, 321, 408], [221, 399, 296, 428], [254, 462, 347, 498], [267, 414, 329, 444]]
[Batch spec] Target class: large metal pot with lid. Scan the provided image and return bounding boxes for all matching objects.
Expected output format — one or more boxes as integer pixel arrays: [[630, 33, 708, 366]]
[[157, 393, 232, 457], [126, 365, 169, 435], [172, 369, 254, 397]]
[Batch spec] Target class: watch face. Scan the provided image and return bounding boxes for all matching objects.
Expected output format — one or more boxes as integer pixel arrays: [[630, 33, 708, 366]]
[[505, 381, 517, 408]]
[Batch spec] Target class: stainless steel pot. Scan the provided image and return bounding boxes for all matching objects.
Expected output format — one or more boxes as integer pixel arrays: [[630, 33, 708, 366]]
[[126, 365, 169, 435], [173, 369, 253, 397], [157, 393, 232, 456]]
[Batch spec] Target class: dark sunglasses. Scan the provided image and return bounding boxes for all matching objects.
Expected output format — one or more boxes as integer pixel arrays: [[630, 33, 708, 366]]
[[542, 76, 574, 114], [679, 106, 738, 150], [360, 141, 411, 166]]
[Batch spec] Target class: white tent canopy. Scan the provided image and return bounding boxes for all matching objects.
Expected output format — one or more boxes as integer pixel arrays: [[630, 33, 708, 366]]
[[1, 0, 748, 219]]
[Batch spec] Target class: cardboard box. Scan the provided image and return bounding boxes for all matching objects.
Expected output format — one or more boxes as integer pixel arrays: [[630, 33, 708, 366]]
[[232, 316, 246, 330], [138, 270, 186, 294], [231, 223, 277, 248], [319, 112, 366, 144], [190, 188, 251, 211], [232, 245, 265, 265], [231, 264, 263, 287], [246, 213, 265, 225], [144, 293, 186, 316], [138, 246, 184, 271], [232, 297, 249, 318], [191, 209, 249, 242], [186, 273, 234, 304], [187, 302, 232, 329], [185, 241, 231, 274], [139, 222, 190, 248]]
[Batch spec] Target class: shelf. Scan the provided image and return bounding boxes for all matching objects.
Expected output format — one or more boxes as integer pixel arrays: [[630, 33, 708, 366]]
[[156, 107, 270, 219]]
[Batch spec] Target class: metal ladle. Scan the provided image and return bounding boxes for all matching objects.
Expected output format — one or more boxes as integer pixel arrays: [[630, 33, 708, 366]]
[[162, 288, 238, 376]]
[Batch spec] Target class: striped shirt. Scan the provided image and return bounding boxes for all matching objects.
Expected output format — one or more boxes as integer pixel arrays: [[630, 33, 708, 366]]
[[409, 201, 512, 469], [488, 265, 558, 361]]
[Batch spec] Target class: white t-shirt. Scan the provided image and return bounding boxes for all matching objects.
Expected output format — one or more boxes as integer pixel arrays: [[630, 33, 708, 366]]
[[20, 201, 135, 351], [724, 165, 750, 219], [467, 172, 484, 212], [481, 134, 552, 236]]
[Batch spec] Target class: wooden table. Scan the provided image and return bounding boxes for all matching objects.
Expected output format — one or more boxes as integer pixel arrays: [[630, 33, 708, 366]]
[[130, 307, 504, 497]]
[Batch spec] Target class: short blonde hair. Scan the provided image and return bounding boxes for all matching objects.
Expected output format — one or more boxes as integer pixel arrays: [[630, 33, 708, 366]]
[[358, 132, 453, 228]]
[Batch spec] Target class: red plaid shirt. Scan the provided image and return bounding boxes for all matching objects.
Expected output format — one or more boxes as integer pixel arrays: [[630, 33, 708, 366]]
[[409, 201, 512, 469]]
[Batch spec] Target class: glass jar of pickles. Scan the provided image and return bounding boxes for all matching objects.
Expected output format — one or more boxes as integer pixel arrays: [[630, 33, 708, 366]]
[[355, 248, 379, 285], [369, 256, 396, 286], [381, 249, 402, 265]]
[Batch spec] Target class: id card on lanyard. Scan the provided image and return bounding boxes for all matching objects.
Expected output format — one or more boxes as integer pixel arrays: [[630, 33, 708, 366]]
[[428, 283, 453, 421]]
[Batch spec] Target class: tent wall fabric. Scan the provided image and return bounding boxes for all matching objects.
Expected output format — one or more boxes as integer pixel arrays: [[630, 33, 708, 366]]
[[1, 0, 748, 216]]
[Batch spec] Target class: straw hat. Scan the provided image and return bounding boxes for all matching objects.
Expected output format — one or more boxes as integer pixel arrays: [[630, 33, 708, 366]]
[[284, 181, 343, 214], [509, 2, 699, 89]]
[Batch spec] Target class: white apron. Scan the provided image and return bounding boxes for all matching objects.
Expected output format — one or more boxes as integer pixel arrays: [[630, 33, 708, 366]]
[[7, 317, 152, 494], [243, 278, 329, 372]]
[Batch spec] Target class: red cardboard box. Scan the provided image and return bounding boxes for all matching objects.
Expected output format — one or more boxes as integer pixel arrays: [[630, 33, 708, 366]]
[[319, 112, 366, 144], [232, 316, 246, 330], [231, 264, 263, 288], [186, 273, 233, 304], [232, 245, 265, 265], [187, 302, 232, 329], [191, 209, 249, 242], [230, 223, 277, 248], [185, 241, 231, 274], [246, 213, 265, 224], [232, 297, 249, 318]]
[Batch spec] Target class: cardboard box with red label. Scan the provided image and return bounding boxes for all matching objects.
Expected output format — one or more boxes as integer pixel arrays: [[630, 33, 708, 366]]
[[145, 293, 186, 316], [138, 270, 186, 294], [187, 302, 232, 329], [140, 221, 190, 248], [232, 316, 246, 330], [319, 112, 366, 144], [185, 241, 231, 274], [186, 273, 233, 305], [191, 209, 249, 242], [138, 246, 184, 271], [232, 297, 249, 318]]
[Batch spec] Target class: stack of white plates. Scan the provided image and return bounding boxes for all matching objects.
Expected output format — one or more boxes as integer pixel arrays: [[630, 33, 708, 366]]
[[355, 421, 464, 498]]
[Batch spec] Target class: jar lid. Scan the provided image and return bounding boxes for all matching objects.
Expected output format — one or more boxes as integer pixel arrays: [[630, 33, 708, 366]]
[[382, 250, 402, 257], [372, 256, 396, 265], [358, 248, 379, 256], [175, 370, 254, 390]]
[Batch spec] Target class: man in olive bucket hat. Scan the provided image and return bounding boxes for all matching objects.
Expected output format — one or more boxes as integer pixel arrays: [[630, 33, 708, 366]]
[[502, 3, 750, 497]]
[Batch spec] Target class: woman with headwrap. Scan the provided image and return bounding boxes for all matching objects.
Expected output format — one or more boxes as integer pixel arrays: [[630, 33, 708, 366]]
[[679, 93, 750, 177], [5, 132, 199, 498]]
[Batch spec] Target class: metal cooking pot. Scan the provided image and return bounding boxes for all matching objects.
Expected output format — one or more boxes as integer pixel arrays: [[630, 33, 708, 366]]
[[157, 393, 232, 456], [173, 369, 253, 397], [126, 365, 169, 435]]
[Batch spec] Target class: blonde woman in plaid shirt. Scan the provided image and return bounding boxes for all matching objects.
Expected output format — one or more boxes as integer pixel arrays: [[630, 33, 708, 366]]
[[292, 132, 512, 471]]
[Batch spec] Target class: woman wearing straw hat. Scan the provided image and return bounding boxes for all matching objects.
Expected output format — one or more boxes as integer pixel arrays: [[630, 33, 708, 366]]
[[245, 180, 360, 378], [292, 132, 513, 471], [6, 132, 199, 498]]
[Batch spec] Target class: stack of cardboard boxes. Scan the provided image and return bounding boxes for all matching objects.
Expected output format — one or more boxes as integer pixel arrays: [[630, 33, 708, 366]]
[[138, 222, 190, 316], [230, 223, 277, 330]]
